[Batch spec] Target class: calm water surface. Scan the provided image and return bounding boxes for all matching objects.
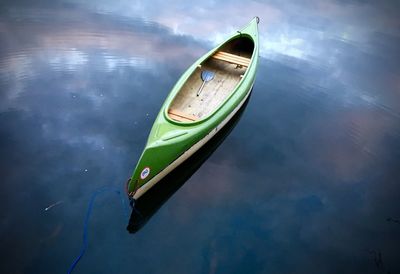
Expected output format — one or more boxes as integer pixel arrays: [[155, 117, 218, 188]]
[[1, 1, 400, 273]]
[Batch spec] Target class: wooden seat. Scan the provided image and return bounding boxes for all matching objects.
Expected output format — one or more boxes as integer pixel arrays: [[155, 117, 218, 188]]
[[212, 51, 251, 67], [168, 109, 197, 122]]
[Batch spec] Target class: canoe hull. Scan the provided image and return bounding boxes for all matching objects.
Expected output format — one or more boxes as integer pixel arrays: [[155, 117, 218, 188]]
[[128, 18, 259, 201]]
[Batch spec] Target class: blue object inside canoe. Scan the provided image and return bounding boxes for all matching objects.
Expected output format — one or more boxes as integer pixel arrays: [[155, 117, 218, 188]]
[[197, 70, 215, 96], [201, 70, 215, 82]]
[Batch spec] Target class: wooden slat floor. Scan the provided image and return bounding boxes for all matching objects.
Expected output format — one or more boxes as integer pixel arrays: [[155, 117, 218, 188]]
[[168, 58, 247, 121]]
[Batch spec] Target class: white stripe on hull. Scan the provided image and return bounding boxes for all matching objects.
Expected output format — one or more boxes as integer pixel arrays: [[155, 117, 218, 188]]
[[133, 85, 253, 200]]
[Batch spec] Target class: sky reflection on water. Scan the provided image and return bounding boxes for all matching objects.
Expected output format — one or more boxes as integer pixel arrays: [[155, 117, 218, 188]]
[[0, 0, 399, 273]]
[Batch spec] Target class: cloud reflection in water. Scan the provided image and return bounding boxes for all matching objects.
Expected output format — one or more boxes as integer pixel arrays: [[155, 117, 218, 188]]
[[0, 1, 399, 273]]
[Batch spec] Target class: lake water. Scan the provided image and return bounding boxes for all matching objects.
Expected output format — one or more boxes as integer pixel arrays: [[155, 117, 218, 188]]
[[1, 1, 400, 273]]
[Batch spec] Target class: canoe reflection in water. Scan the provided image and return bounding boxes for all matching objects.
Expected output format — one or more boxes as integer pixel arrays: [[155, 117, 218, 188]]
[[127, 93, 252, 233]]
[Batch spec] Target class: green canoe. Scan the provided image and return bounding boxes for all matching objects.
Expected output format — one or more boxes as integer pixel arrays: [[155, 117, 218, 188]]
[[128, 17, 260, 200]]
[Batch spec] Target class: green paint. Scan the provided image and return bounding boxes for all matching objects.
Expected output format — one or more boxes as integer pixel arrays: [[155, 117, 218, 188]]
[[128, 18, 259, 197]]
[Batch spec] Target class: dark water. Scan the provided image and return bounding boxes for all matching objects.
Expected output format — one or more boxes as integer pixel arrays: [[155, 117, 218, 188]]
[[1, 1, 400, 273]]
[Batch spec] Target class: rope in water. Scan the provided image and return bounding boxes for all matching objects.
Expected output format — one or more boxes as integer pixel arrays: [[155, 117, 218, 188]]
[[67, 186, 129, 274]]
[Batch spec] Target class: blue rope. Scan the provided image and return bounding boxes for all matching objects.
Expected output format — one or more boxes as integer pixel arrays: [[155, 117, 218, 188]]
[[67, 186, 129, 274]]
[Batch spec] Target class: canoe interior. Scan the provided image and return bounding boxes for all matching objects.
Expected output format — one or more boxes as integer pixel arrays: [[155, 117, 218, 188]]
[[168, 36, 254, 122]]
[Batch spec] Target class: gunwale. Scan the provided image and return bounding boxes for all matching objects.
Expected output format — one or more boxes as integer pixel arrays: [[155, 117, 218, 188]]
[[127, 18, 259, 199]]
